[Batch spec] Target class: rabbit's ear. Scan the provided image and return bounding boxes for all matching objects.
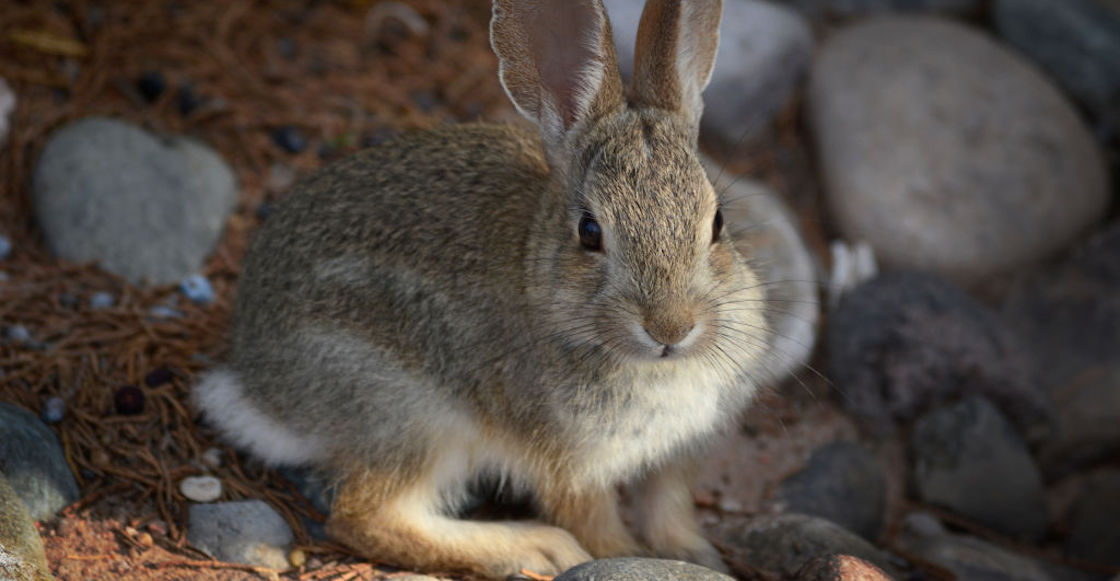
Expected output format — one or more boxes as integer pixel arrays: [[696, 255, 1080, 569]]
[[491, 0, 625, 146], [631, 0, 722, 129]]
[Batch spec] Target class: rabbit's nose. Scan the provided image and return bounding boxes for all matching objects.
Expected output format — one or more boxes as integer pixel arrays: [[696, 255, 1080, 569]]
[[642, 315, 696, 348]]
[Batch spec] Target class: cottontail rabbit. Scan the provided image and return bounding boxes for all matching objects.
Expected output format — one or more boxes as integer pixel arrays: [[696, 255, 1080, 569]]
[[195, 0, 772, 576]]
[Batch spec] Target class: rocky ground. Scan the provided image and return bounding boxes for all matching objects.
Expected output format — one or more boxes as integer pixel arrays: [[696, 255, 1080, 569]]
[[1, 0, 1118, 580]]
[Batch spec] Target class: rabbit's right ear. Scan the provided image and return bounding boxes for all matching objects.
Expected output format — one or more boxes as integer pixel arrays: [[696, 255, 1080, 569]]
[[491, 0, 625, 149]]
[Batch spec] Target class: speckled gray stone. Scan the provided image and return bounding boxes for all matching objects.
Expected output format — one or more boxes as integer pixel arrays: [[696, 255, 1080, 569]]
[[33, 117, 237, 285], [776, 441, 886, 539], [556, 558, 733, 581], [187, 500, 293, 569], [911, 397, 1048, 541], [808, 17, 1109, 284], [0, 402, 80, 521]]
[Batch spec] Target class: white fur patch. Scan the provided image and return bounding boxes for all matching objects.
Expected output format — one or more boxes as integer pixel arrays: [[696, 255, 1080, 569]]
[[193, 369, 326, 466]]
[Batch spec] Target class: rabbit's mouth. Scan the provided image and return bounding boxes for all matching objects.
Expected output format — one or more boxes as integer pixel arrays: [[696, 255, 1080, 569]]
[[625, 319, 706, 362]]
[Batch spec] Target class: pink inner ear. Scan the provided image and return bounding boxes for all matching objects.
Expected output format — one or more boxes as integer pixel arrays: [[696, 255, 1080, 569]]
[[528, 0, 601, 129]]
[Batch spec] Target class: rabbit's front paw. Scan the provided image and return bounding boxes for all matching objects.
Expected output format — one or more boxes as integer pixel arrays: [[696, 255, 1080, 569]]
[[492, 523, 593, 578]]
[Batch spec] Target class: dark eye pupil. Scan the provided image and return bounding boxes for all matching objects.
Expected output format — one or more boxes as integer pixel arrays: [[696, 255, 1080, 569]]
[[712, 209, 724, 243], [579, 213, 602, 251]]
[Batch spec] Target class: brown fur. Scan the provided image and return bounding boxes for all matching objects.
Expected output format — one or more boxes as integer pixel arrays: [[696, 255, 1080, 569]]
[[194, 0, 772, 577]]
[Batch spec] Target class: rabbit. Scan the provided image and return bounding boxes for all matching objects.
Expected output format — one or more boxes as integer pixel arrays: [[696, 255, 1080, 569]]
[[193, 0, 773, 577]]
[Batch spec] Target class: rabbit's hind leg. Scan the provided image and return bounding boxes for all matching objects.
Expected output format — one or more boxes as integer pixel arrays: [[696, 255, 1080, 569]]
[[327, 464, 592, 579]]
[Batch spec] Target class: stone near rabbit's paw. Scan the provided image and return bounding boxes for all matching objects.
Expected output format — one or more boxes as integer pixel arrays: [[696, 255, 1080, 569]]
[[179, 274, 215, 305], [32, 117, 237, 285], [604, 0, 813, 148], [714, 514, 898, 579], [794, 554, 893, 581], [809, 17, 1109, 285], [0, 402, 80, 521], [187, 500, 294, 569], [555, 558, 734, 581], [911, 397, 1048, 541], [776, 441, 886, 540]]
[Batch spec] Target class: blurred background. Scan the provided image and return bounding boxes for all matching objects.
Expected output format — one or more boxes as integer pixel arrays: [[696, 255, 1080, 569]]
[[0, 1, 1117, 580]]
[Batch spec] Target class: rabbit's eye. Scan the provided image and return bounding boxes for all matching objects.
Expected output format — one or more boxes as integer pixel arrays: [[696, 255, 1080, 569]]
[[579, 212, 603, 251], [712, 208, 724, 244]]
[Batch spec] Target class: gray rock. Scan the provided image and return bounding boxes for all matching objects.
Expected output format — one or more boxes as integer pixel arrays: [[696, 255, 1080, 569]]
[[808, 17, 1110, 284], [33, 117, 237, 285], [826, 271, 1050, 437], [1038, 368, 1120, 478], [0, 402, 80, 521], [910, 397, 1048, 541], [995, 0, 1120, 140], [776, 441, 886, 540], [784, 0, 983, 18], [555, 558, 733, 581], [714, 514, 899, 578], [0, 473, 57, 581], [1003, 223, 1120, 394], [187, 500, 293, 569], [702, 159, 820, 382], [1065, 470, 1120, 567], [898, 527, 1055, 581], [604, 0, 814, 147], [0, 77, 13, 148]]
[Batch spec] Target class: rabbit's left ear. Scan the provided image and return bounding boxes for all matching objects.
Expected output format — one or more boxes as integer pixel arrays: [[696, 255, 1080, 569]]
[[491, 0, 625, 147], [631, 0, 722, 130]]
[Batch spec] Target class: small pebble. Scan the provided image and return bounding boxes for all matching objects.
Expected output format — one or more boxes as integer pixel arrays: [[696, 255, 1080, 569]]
[[41, 397, 66, 423], [89, 291, 115, 309], [58, 293, 79, 308], [718, 497, 744, 513], [201, 447, 223, 469], [6, 324, 31, 343], [176, 83, 203, 116], [144, 366, 175, 387], [137, 70, 166, 102], [147, 519, 168, 536], [288, 548, 307, 568], [255, 201, 274, 221], [271, 125, 307, 154], [179, 475, 222, 503], [148, 305, 183, 319], [113, 385, 145, 415], [179, 274, 214, 305], [0, 234, 11, 260], [136, 531, 154, 548]]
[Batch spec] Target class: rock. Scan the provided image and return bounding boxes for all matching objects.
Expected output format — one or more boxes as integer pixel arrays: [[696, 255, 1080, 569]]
[[786, 0, 983, 18], [88, 291, 114, 309], [794, 554, 893, 581], [32, 117, 237, 285], [179, 274, 215, 305], [40, 397, 65, 424], [808, 17, 1109, 284], [604, 0, 814, 147], [703, 159, 820, 382], [179, 475, 222, 503], [0, 402, 80, 521], [910, 397, 1048, 541], [994, 0, 1120, 140], [271, 125, 307, 154], [715, 514, 899, 578], [0, 77, 13, 147], [1038, 367, 1120, 478], [0, 234, 10, 260], [0, 473, 57, 581], [187, 500, 294, 570], [1065, 470, 1120, 567], [776, 441, 886, 540], [898, 525, 1055, 581], [827, 271, 1050, 437], [6, 324, 32, 344], [1003, 223, 1120, 394], [555, 558, 733, 581]]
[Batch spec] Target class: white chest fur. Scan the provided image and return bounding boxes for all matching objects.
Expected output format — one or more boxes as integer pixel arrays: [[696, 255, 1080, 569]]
[[566, 360, 738, 487]]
